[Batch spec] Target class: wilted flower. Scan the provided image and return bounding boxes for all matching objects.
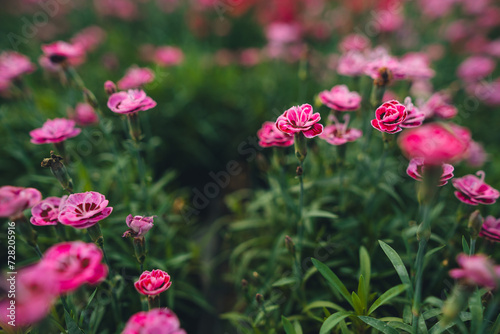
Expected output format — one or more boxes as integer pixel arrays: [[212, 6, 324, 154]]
[[276, 104, 323, 138], [318, 85, 362, 111], [452, 171, 499, 205], [117, 66, 155, 90], [30, 118, 81, 144], [320, 114, 362, 145], [134, 269, 172, 296], [107, 89, 157, 114], [257, 121, 294, 148], [30, 196, 64, 226], [449, 254, 500, 290], [479, 216, 500, 242], [0, 186, 42, 218], [406, 158, 454, 186], [122, 308, 186, 334], [371, 100, 407, 134], [58, 191, 113, 229], [123, 214, 155, 238]]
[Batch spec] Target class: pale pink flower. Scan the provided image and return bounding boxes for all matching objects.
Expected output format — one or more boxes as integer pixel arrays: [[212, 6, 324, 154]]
[[452, 171, 499, 205], [371, 100, 407, 134], [71, 26, 106, 53], [123, 215, 155, 238], [486, 39, 500, 58], [30, 118, 81, 144], [401, 97, 425, 128], [479, 216, 500, 242], [410, 80, 433, 99], [320, 114, 362, 145], [374, 9, 404, 32], [0, 186, 42, 218], [134, 269, 172, 296], [400, 52, 435, 80], [0, 51, 35, 81], [153, 46, 184, 67], [444, 20, 470, 43], [465, 141, 488, 167], [107, 89, 157, 114], [318, 85, 361, 111], [461, 0, 490, 15], [30, 196, 64, 226], [457, 56, 495, 82], [58, 191, 113, 229], [337, 51, 366, 77], [93, 0, 138, 20], [41, 41, 85, 66], [406, 158, 454, 186], [40, 241, 108, 293], [449, 254, 500, 290], [276, 104, 323, 138], [122, 308, 186, 334], [118, 67, 155, 90], [364, 55, 406, 80], [257, 121, 294, 148], [339, 34, 370, 52], [70, 103, 99, 126], [265, 22, 302, 44], [418, 0, 456, 18], [421, 92, 457, 119]]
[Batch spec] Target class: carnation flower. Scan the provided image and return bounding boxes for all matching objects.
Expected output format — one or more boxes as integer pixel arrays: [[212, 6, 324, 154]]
[[276, 104, 323, 138], [117, 66, 155, 90], [406, 158, 454, 186], [320, 114, 362, 145], [0, 186, 42, 218], [479, 216, 500, 242], [257, 121, 294, 148], [452, 171, 499, 205], [122, 308, 186, 334], [58, 191, 113, 229], [449, 254, 500, 290], [371, 100, 407, 134], [30, 196, 64, 226], [318, 85, 362, 111], [134, 269, 172, 296], [30, 118, 81, 145], [123, 214, 155, 238], [107, 89, 157, 114]]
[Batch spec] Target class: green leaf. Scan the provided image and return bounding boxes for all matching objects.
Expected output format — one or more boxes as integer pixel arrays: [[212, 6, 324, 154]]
[[293, 321, 303, 334], [469, 289, 483, 333], [387, 321, 413, 332], [462, 236, 470, 255], [378, 241, 413, 297], [357, 275, 368, 309], [368, 284, 409, 315], [304, 210, 338, 220], [272, 277, 298, 287], [303, 300, 345, 313], [352, 291, 365, 315], [282, 316, 296, 334], [359, 246, 371, 299], [319, 311, 353, 334], [358, 316, 399, 334], [65, 311, 85, 334], [312, 258, 353, 307]]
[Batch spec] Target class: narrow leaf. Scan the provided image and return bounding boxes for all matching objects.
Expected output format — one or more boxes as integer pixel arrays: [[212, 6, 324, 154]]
[[312, 258, 353, 307], [319, 311, 353, 334], [368, 284, 409, 315], [358, 316, 399, 334], [282, 316, 296, 334], [378, 241, 413, 297]]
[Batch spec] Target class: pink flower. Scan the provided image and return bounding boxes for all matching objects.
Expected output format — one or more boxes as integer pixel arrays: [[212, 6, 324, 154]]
[[374, 9, 404, 32], [398, 122, 471, 165], [257, 121, 294, 148], [154, 46, 184, 67], [30, 118, 81, 144], [70, 103, 99, 126], [337, 51, 366, 77], [41, 41, 85, 66], [40, 241, 108, 293], [123, 214, 155, 238], [364, 55, 406, 81], [0, 51, 35, 81], [339, 34, 370, 52], [452, 171, 499, 205], [134, 269, 172, 296], [479, 216, 500, 242], [276, 104, 323, 138], [465, 141, 488, 167], [239, 48, 261, 67], [418, 0, 456, 18], [265, 22, 302, 44], [371, 100, 408, 134], [467, 79, 500, 106], [71, 26, 106, 53], [449, 254, 500, 290], [0, 265, 58, 327], [122, 308, 186, 334], [107, 89, 157, 114], [457, 56, 495, 82], [406, 158, 454, 186], [93, 0, 138, 20], [104, 80, 117, 95], [58, 191, 113, 229], [30, 196, 65, 226], [117, 66, 155, 90], [401, 97, 425, 128], [421, 92, 457, 119], [318, 85, 361, 111], [400, 52, 435, 80], [0, 186, 42, 218], [320, 114, 362, 145]]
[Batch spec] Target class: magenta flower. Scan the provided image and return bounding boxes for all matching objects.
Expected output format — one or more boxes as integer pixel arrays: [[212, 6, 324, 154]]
[[320, 114, 362, 145], [117, 66, 155, 90], [400, 52, 435, 80], [465, 141, 488, 167], [339, 34, 370, 52], [421, 92, 458, 119], [30, 196, 65, 226], [398, 123, 471, 165], [406, 158, 454, 186], [318, 85, 361, 111], [371, 100, 408, 134], [104, 80, 117, 95], [449, 254, 500, 290], [123, 214, 155, 238], [0, 51, 35, 81], [70, 103, 99, 126], [107, 89, 157, 114], [154, 46, 184, 67], [122, 308, 186, 334], [276, 104, 323, 138], [364, 55, 406, 80], [257, 121, 294, 148], [457, 56, 495, 82], [30, 118, 81, 144], [41, 41, 85, 65], [134, 269, 172, 296], [337, 51, 366, 77], [401, 97, 425, 128], [479, 216, 500, 242], [452, 171, 499, 205], [40, 241, 108, 293], [0, 186, 42, 218], [58, 191, 113, 229]]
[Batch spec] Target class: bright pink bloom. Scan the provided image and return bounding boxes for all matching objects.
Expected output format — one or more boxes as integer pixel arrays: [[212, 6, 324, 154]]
[[371, 100, 407, 134], [104, 80, 117, 95], [70, 103, 99, 126], [40, 241, 108, 293], [364, 55, 406, 80], [337, 51, 366, 77], [30, 196, 64, 226], [122, 308, 186, 334], [452, 171, 499, 205], [154, 46, 184, 67], [457, 56, 495, 82], [123, 214, 155, 238], [400, 52, 435, 80], [318, 85, 361, 111], [30, 118, 81, 144], [398, 122, 471, 165], [421, 92, 457, 119], [0, 186, 42, 218], [0, 51, 35, 81], [117, 66, 155, 90], [41, 41, 85, 65], [0, 265, 58, 327], [320, 114, 362, 145], [479, 216, 500, 242], [339, 34, 370, 52], [401, 97, 425, 128], [71, 26, 106, 53], [406, 158, 454, 186], [276, 104, 323, 138], [257, 121, 294, 148], [134, 269, 172, 296], [449, 254, 500, 290], [58, 191, 113, 229], [107, 89, 157, 114]]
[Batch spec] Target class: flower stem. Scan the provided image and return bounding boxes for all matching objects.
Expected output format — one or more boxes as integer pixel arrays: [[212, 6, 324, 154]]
[[469, 238, 476, 256], [297, 161, 305, 271]]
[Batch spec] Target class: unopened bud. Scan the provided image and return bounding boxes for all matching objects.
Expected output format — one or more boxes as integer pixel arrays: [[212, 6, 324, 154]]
[[285, 235, 295, 255], [241, 279, 248, 290], [255, 293, 264, 304], [294, 132, 307, 163], [468, 210, 483, 239], [296, 166, 303, 176], [41, 151, 73, 193], [83, 88, 99, 109], [104, 80, 117, 96]]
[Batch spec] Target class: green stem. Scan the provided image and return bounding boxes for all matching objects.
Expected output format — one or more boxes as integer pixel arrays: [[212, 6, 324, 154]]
[[479, 292, 500, 333], [297, 161, 305, 270], [469, 238, 476, 256]]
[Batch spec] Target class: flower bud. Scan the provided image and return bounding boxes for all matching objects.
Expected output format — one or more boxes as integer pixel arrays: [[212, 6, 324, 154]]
[[294, 132, 307, 163], [285, 235, 295, 255], [255, 293, 264, 304], [296, 166, 303, 177], [104, 80, 117, 96], [41, 151, 73, 193], [83, 88, 99, 109]]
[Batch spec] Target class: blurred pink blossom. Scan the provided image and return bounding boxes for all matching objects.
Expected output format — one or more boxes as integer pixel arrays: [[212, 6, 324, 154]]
[[122, 308, 186, 334], [337, 51, 366, 77], [0, 51, 35, 81], [401, 97, 425, 128], [420, 92, 457, 119], [30, 118, 81, 144], [118, 66, 155, 90], [154, 46, 184, 67], [257, 121, 294, 148], [452, 171, 499, 205], [0, 186, 42, 218], [339, 34, 370, 52], [479, 216, 500, 242], [320, 114, 362, 145], [318, 85, 361, 111], [70, 103, 99, 127], [400, 52, 435, 80], [108, 89, 157, 114], [406, 158, 454, 186], [457, 56, 495, 82], [41, 41, 85, 66], [449, 254, 500, 289], [71, 26, 106, 53]]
